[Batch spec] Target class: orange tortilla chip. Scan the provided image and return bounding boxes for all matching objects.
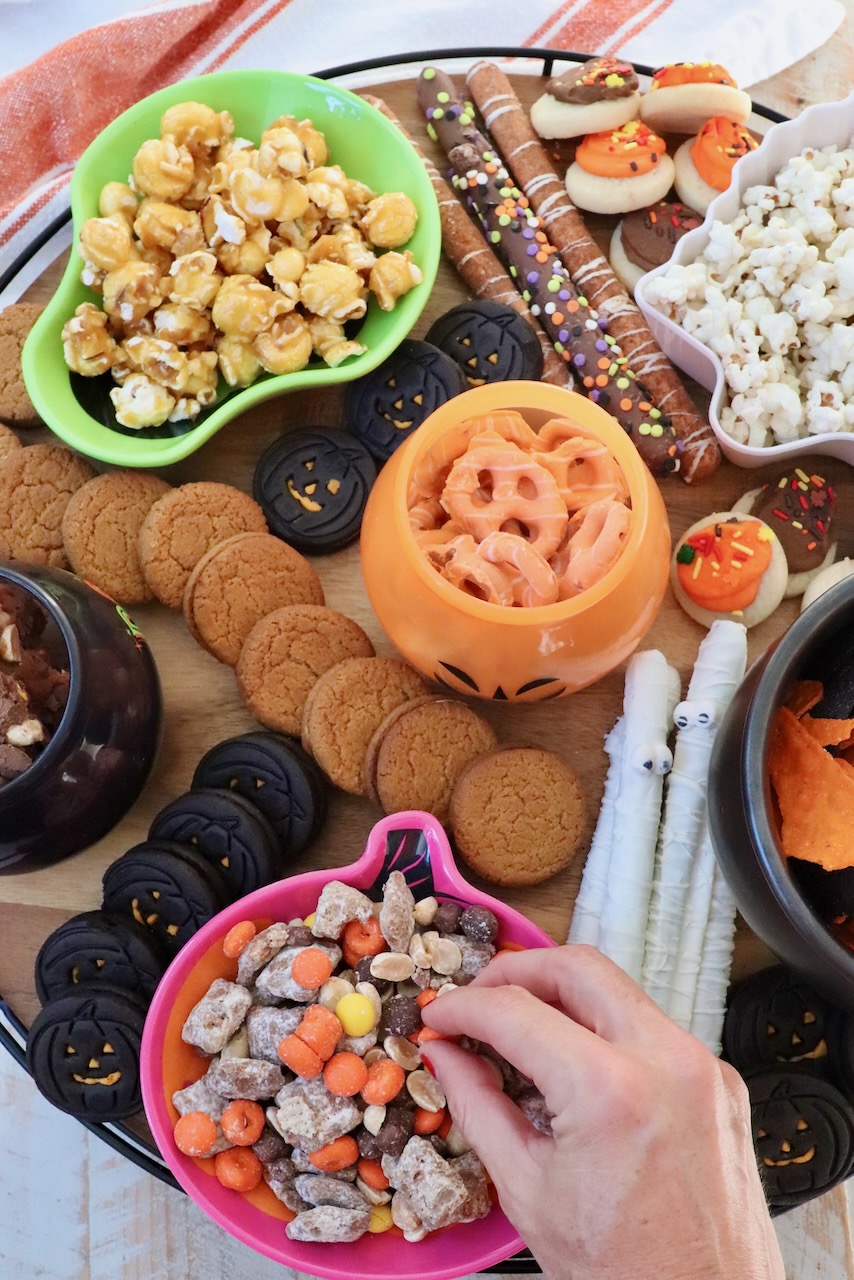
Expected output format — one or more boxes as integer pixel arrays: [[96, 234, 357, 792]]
[[838, 758, 854, 782], [802, 717, 854, 748], [783, 680, 824, 718], [768, 706, 854, 872]]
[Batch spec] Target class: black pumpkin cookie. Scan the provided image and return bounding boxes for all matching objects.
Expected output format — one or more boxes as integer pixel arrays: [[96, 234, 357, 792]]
[[148, 788, 281, 898], [26, 983, 148, 1119], [425, 300, 544, 388], [253, 427, 376, 554], [102, 839, 228, 958], [747, 1068, 854, 1211], [192, 732, 328, 856], [723, 965, 833, 1075], [35, 909, 167, 1005], [345, 338, 466, 461]]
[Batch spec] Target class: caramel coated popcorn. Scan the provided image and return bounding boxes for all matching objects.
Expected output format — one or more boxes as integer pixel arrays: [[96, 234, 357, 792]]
[[64, 100, 423, 427]]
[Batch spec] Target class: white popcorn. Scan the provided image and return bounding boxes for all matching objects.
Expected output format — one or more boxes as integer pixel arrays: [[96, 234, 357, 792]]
[[646, 140, 854, 447]]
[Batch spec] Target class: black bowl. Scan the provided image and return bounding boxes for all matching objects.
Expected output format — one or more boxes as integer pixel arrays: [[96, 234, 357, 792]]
[[0, 564, 162, 871], [709, 577, 854, 1009]]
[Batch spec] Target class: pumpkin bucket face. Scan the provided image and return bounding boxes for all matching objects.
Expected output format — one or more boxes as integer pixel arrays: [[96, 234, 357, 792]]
[[748, 1069, 854, 1208], [360, 382, 671, 701]]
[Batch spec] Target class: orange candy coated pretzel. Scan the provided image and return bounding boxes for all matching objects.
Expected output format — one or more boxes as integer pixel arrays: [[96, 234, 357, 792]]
[[690, 117, 759, 191], [408, 411, 633, 606], [441, 433, 568, 559], [575, 120, 667, 179], [553, 500, 632, 599]]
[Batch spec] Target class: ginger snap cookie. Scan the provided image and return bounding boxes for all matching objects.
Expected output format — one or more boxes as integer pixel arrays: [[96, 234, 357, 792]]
[[0, 425, 22, 461], [301, 656, 428, 794], [0, 443, 96, 568], [364, 696, 498, 823], [138, 482, 267, 609], [183, 532, 325, 666], [62, 470, 172, 603], [0, 303, 44, 427], [236, 604, 374, 734], [450, 746, 586, 885]]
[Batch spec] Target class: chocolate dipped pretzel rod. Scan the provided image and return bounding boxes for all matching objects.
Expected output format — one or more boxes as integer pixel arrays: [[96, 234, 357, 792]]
[[465, 60, 720, 484], [361, 95, 569, 387], [417, 67, 681, 480]]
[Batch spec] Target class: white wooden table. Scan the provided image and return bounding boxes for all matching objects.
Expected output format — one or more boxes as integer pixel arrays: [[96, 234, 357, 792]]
[[5, 12, 854, 1278]]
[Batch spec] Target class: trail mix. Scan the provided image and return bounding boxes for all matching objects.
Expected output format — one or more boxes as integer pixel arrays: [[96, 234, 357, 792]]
[[173, 872, 552, 1242]]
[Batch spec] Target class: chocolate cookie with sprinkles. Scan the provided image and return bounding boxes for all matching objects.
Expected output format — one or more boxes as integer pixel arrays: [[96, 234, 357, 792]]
[[417, 66, 682, 480]]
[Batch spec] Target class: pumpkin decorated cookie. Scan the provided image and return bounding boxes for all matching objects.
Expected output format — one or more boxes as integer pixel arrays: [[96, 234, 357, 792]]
[[530, 55, 641, 140], [674, 117, 760, 215], [640, 61, 752, 134], [564, 119, 675, 215], [671, 511, 788, 628]]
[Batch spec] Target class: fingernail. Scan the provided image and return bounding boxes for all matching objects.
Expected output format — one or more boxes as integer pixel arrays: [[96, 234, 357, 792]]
[[421, 1054, 435, 1077]]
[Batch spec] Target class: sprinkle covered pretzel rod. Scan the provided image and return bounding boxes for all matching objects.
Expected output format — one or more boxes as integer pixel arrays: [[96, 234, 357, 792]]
[[417, 67, 682, 480], [361, 95, 569, 387], [465, 60, 721, 484]]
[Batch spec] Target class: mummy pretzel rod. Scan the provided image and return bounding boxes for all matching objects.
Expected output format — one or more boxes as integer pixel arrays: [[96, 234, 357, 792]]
[[417, 67, 682, 480], [361, 95, 569, 387], [465, 60, 721, 484]]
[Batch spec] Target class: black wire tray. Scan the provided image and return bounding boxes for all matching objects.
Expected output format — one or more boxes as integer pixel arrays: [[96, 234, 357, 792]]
[[0, 44, 788, 1277]]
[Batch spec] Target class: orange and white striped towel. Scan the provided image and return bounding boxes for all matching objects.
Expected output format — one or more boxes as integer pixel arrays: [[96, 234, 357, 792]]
[[0, 0, 843, 277]]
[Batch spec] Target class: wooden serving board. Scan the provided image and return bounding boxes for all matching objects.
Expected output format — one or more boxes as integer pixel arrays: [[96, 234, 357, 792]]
[[2, 70, 849, 1149]]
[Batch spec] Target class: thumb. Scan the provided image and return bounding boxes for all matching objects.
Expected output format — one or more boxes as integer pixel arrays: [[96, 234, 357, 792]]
[[422, 1040, 544, 1200]]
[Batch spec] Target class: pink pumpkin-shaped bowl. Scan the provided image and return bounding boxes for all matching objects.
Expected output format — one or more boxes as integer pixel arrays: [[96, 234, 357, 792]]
[[140, 811, 556, 1279]]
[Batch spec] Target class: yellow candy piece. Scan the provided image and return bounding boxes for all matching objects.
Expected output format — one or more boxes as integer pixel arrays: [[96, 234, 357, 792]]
[[304, 912, 317, 928], [335, 992, 376, 1037], [368, 1204, 394, 1234]]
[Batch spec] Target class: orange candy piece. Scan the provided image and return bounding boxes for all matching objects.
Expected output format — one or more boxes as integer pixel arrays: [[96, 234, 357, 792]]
[[214, 1147, 263, 1191], [414, 1106, 447, 1135], [576, 120, 667, 179], [416, 988, 438, 1009], [341, 916, 385, 969], [361, 1059, 406, 1106], [222, 920, 256, 959], [691, 117, 758, 191], [278, 1033, 324, 1078], [174, 1110, 218, 1158], [323, 1051, 370, 1097], [296, 1004, 343, 1061], [357, 1157, 389, 1190], [291, 946, 334, 989], [220, 1099, 265, 1146], [308, 1135, 359, 1172]]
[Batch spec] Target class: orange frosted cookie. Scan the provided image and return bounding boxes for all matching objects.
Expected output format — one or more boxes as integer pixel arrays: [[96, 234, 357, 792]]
[[671, 511, 788, 629], [674, 117, 759, 215], [640, 62, 751, 134], [564, 120, 675, 215]]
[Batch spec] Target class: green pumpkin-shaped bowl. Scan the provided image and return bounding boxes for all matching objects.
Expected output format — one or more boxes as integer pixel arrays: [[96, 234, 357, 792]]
[[22, 69, 440, 468]]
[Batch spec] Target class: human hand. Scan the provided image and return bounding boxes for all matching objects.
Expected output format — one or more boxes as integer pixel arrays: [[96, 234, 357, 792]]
[[422, 944, 784, 1280]]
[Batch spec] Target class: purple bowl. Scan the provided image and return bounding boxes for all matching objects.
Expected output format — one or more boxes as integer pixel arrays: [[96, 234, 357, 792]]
[[141, 811, 556, 1279]]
